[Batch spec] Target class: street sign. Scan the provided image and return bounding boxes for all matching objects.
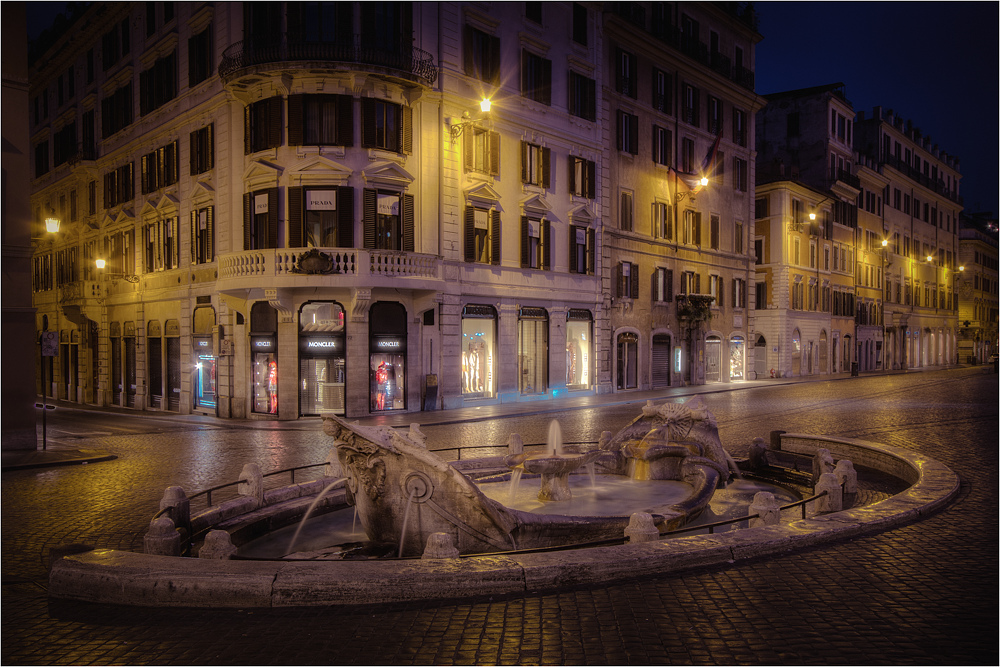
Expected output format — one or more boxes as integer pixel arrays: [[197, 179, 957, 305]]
[[41, 331, 58, 357]]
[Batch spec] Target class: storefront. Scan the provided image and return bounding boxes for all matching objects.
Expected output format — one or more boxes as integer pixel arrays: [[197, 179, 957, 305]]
[[250, 302, 278, 414], [165, 320, 180, 411], [192, 306, 216, 411], [705, 335, 722, 382], [729, 335, 745, 380], [565, 309, 592, 390], [518, 307, 548, 394], [109, 322, 122, 405], [299, 301, 346, 415], [651, 334, 672, 388], [123, 321, 137, 407], [60, 330, 78, 401], [369, 302, 406, 412], [616, 332, 638, 390], [148, 320, 163, 408], [461, 304, 496, 399]]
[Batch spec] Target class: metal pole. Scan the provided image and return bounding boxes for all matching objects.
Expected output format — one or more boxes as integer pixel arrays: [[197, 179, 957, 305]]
[[41, 344, 47, 451]]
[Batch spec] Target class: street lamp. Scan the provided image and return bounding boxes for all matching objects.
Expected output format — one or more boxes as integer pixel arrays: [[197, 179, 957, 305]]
[[95, 257, 140, 283], [449, 98, 493, 140]]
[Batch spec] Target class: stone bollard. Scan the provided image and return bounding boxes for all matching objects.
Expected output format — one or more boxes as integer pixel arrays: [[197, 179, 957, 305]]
[[812, 448, 835, 484], [598, 430, 614, 451], [834, 459, 858, 494], [408, 423, 427, 448], [200, 530, 237, 559], [749, 491, 782, 527], [325, 448, 342, 479], [508, 433, 524, 456], [144, 515, 182, 556], [624, 512, 660, 543], [421, 532, 460, 559], [747, 437, 769, 471], [238, 464, 264, 508], [814, 472, 843, 513], [159, 486, 190, 529]]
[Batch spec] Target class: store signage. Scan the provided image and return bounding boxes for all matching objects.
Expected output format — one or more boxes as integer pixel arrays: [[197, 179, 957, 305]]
[[299, 335, 344, 355], [377, 194, 399, 216], [576, 228, 586, 244], [250, 335, 275, 352], [307, 190, 337, 211], [193, 337, 212, 351], [254, 194, 269, 214], [372, 336, 405, 352]]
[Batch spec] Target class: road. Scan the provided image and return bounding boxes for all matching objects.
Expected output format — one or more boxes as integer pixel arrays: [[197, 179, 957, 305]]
[[2, 369, 997, 665]]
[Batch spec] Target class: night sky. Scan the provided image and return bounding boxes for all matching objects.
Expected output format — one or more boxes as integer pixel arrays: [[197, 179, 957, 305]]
[[25, 1, 999, 213]]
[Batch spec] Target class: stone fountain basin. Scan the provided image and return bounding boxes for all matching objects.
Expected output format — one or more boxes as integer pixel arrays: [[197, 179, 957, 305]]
[[48, 433, 960, 608]]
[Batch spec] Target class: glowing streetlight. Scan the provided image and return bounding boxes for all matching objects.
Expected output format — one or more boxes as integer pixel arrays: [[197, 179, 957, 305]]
[[95, 258, 107, 270], [479, 98, 491, 113]]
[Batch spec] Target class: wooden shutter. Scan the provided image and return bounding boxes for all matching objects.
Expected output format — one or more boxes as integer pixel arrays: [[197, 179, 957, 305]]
[[587, 228, 595, 275], [267, 187, 279, 249], [615, 48, 623, 92], [666, 269, 674, 302], [288, 186, 303, 248], [243, 192, 252, 250], [541, 57, 552, 105], [718, 278, 725, 308], [520, 49, 528, 97], [464, 132, 474, 171], [542, 219, 551, 270], [520, 216, 529, 267], [464, 207, 475, 262], [489, 131, 500, 175], [267, 96, 282, 149], [568, 155, 576, 195], [732, 278, 737, 308], [520, 141, 528, 183], [489, 35, 501, 85], [401, 105, 412, 154], [287, 94, 304, 146], [629, 114, 638, 155], [695, 272, 701, 294], [616, 111, 623, 151], [695, 212, 702, 246], [189, 210, 197, 262], [337, 95, 353, 146], [362, 188, 376, 248], [337, 186, 354, 248], [587, 160, 596, 198], [402, 193, 414, 251], [615, 262, 623, 297], [568, 225, 578, 273], [630, 263, 639, 298], [189, 132, 197, 175], [490, 210, 501, 265], [463, 25, 474, 76], [361, 98, 375, 147], [541, 147, 550, 189], [243, 105, 251, 154], [205, 206, 214, 261]]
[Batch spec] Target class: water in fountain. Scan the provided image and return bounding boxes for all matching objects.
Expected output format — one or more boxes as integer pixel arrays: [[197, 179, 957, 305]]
[[547, 419, 563, 457], [397, 487, 418, 558], [480, 474, 693, 516], [286, 478, 346, 555], [508, 467, 524, 502]]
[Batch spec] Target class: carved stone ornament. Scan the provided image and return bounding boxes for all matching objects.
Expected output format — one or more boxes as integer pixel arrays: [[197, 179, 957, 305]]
[[293, 248, 338, 275]]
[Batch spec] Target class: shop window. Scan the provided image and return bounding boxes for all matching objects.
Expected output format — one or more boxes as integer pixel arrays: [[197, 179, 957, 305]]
[[462, 305, 496, 398], [565, 310, 592, 389], [289, 186, 354, 248], [518, 308, 548, 394], [361, 99, 412, 154], [299, 301, 346, 416], [250, 302, 279, 415], [243, 188, 279, 250], [288, 94, 353, 147], [521, 216, 550, 270], [363, 189, 414, 251], [616, 332, 638, 389], [465, 206, 501, 264]]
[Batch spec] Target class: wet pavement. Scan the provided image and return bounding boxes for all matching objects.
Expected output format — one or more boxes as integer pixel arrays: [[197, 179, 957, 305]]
[[2, 368, 998, 665]]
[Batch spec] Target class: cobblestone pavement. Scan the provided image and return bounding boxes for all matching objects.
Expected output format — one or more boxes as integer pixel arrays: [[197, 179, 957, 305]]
[[3, 369, 998, 665]]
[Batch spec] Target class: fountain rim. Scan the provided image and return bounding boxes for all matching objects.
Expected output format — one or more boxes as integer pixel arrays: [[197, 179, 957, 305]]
[[48, 432, 960, 608]]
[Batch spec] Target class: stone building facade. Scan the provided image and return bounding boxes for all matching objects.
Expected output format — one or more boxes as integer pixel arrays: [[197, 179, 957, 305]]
[[957, 212, 998, 364]]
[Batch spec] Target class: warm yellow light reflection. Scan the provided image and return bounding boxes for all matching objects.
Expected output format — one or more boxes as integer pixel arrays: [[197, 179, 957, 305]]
[[480, 98, 491, 113], [699, 176, 708, 187]]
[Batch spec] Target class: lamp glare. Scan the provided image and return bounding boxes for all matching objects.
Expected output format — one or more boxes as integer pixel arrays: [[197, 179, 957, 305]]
[[480, 98, 491, 113]]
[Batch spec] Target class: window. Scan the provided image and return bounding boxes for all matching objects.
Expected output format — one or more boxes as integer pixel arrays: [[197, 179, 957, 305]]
[[191, 206, 214, 264], [289, 94, 353, 146], [143, 216, 179, 272], [146, 1, 157, 35], [735, 221, 744, 254], [654, 267, 673, 302], [787, 111, 800, 137], [572, 3, 587, 45], [652, 202, 672, 240], [521, 142, 550, 188], [163, 2, 174, 23], [86, 48, 94, 83], [710, 214, 720, 249], [620, 191, 633, 231], [569, 72, 596, 121], [465, 207, 500, 264], [681, 137, 694, 173], [88, 181, 97, 215], [710, 275, 724, 308], [464, 26, 500, 85], [139, 50, 178, 115], [70, 190, 78, 221], [525, 2, 542, 23], [188, 23, 213, 86], [140, 141, 179, 194], [617, 262, 638, 298], [57, 74, 64, 107], [652, 125, 672, 166], [34, 141, 50, 177], [190, 124, 214, 175], [682, 83, 699, 126], [568, 156, 596, 198], [361, 98, 411, 154], [521, 216, 550, 270], [734, 157, 748, 192], [708, 96, 723, 136], [288, 186, 354, 248], [616, 48, 636, 98], [363, 189, 414, 251], [102, 21, 128, 71], [652, 69, 671, 113], [682, 209, 701, 245], [617, 110, 638, 154], [465, 128, 500, 176], [680, 270, 699, 295], [243, 188, 279, 250], [104, 162, 134, 208], [101, 83, 133, 137], [755, 280, 767, 309], [521, 50, 552, 105], [81, 110, 95, 158], [754, 238, 763, 264], [733, 109, 747, 147], [245, 96, 283, 154], [794, 237, 801, 266], [569, 225, 595, 274]]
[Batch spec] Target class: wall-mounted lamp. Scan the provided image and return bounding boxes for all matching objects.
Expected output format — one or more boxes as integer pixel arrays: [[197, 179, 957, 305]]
[[674, 176, 710, 203], [95, 258, 139, 283], [44, 206, 61, 234], [449, 98, 492, 140]]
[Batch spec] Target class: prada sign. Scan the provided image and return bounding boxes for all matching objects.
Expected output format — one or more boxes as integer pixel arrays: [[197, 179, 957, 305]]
[[307, 190, 337, 211]]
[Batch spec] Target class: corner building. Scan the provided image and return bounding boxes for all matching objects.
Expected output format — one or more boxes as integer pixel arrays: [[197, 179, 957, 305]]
[[29, 2, 758, 420]]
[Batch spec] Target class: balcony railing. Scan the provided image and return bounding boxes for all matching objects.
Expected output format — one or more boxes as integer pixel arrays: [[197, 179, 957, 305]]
[[218, 247, 440, 282], [219, 35, 437, 86]]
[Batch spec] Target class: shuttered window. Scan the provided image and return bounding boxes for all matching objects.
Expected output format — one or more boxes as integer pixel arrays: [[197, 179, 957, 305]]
[[244, 97, 283, 154]]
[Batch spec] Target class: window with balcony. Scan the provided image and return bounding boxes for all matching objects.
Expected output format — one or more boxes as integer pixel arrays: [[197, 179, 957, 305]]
[[652, 125, 671, 166], [287, 2, 352, 44], [360, 2, 414, 57], [243, 187, 279, 250], [682, 209, 701, 246], [620, 191, 633, 231], [143, 216, 179, 272], [680, 270, 700, 295], [734, 157, 748, 192], [363, 189, 414, 251], [710, 275, 724, 308], [140, 141, 179, 194], [521, 216, 550, 270], [139, 50, 178, 115], [361, 99, 411, 154], [190, 124, 214, 175], [652, 68, 671, 113], [569, 71, 596, 121], [654, 267, 673, 302], [617, 261, 638, 298], [521, 50, 552, 105], [572, 3, 587, 45], [652, 201, 672, 240], [569, 224, 595, 274], [521, 142, 550, 188], [708, 96, 723, 136], [104, 162, 134, 208], [682, 83, 699, 126], [465, 128, 500, 176], [288, 186, 353, 248], [568, 156, 595, 198], [188, 23, 213, 86], [191, 206, 214, 264], [464, 25, 500, 84], [616, 48, 636, 98], [617, 110, 638, 154], [289, 94, 353, 147], [101, 82, 133, 137], [465, 206, 500, 264], [245, 97, 283, 154]]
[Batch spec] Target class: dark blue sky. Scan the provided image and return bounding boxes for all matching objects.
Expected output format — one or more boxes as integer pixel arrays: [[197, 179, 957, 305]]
[[754, 1, 999, 214]]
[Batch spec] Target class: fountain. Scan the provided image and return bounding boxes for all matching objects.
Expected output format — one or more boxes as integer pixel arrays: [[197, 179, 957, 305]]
[[503, 420, 602, 501]]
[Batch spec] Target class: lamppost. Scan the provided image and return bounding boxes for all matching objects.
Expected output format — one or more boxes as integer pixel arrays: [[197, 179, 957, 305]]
[[39, 211, 61, 451], [881, 238, 888, 370], [95, 257, 139, 283]]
